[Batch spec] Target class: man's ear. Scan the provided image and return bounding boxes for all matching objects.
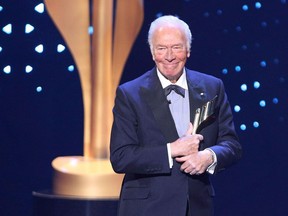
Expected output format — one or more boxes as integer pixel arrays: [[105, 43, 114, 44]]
[[151, 51, 155, 60]]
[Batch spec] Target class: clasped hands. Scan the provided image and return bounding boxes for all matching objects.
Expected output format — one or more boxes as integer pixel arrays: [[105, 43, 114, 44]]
[[170, 123, 213, 175]]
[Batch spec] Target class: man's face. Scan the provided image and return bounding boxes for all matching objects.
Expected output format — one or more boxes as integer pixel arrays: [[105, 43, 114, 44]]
[[151, 26, 190, 83]]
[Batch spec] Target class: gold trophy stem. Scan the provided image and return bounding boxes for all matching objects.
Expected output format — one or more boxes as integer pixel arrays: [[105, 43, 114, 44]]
[[44, 0, 143, 198]]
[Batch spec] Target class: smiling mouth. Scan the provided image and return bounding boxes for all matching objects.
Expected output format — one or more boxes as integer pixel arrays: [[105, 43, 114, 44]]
[[164, 63, 179, 68]]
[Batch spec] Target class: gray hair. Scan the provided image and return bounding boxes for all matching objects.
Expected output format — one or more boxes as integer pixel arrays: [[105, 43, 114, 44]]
[[148, 15, 192, 52]]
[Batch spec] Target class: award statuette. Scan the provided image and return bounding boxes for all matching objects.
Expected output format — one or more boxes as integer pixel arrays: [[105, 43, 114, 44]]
[[192, 95, 218, 135]]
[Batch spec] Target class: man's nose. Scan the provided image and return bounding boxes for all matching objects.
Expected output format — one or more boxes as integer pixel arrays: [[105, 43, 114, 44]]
[[165, 48, 175, 61]]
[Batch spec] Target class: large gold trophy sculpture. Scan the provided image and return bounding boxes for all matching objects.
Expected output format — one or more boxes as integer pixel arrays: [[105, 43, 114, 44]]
[[44, 0, 143, 198]]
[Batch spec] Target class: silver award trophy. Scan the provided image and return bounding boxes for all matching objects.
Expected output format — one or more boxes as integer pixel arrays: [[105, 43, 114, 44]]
[[192, 95, 218, 135]]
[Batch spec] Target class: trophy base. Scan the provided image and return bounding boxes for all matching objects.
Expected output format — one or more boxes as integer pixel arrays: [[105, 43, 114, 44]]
[[52, 156, 123, 198]]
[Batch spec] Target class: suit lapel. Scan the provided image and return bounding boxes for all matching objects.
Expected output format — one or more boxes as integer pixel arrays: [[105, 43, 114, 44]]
[[140, 68, 179, 142], [186, 69, 208, 123], [140, 68, 209, 142]]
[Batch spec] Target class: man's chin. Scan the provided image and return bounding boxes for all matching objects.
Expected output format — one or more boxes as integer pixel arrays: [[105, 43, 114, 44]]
[[163, 73, 182, 82], [164, 69, 183, 77]]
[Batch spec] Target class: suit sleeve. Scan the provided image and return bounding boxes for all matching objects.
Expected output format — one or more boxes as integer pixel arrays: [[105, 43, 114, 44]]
[[208, 79, 242, 173], [110, 86, 171, 175]]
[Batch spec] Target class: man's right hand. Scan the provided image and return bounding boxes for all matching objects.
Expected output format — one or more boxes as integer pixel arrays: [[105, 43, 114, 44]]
[[170, 123, 203, 158]]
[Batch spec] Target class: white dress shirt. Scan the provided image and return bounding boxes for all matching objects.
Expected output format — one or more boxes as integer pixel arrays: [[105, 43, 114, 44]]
[[157, 68, 217, 174]]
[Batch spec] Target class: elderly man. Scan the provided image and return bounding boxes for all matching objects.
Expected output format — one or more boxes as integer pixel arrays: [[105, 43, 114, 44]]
[[110, 15, 242, 216]]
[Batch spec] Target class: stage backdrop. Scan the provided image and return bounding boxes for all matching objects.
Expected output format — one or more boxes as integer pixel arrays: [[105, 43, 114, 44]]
[[0, 0, 287, 215]]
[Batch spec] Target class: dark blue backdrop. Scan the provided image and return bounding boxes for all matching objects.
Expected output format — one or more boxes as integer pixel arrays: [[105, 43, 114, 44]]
[[0, 0, 287, 215]]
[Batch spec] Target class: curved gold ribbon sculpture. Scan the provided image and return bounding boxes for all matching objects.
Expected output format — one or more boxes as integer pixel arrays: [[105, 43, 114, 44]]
[[44, 0, 143, 198]]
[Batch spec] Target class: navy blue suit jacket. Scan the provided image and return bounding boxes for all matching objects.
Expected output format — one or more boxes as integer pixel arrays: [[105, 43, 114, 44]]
[[110, 68, 242, 216]]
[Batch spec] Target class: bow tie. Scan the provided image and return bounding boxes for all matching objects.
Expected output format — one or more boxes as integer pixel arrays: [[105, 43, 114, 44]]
[[164, 85, 185, 97]]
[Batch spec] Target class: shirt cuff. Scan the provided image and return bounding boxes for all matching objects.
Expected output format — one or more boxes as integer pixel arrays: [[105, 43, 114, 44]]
[[167, 143, 173, 168], [205, 148, 217, 174]]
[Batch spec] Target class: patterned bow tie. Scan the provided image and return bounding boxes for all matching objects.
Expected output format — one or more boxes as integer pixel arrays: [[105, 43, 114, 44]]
[[164, 85, 185, 97]]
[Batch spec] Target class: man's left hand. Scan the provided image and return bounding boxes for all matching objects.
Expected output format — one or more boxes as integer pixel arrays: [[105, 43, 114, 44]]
[[175, 149, 213, 175]]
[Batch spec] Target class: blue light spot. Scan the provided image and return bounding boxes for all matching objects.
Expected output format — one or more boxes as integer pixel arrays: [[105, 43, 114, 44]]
[[241, 45, 248, 50], [3, 65, 11, 74], [0, 6, 3, 12], [273, 58, 280, 64], [272, 98, 279, 104], [2, 23, 12, 34], [254, 42, 260, 48], [240, 124, 247, 131], [0, 46, 2, 52], [25, 24, 34, 34], [216, 9, 223, 15], [254, 81, 260, 89], [222, 68, 228, 74], [156, 12, 164, 18], [241, 84, 247, 91], [35, 3, 44, 13], [279, 77, 285, 83], [68, 65, 75, 72], [253, 121, 260, 128], [255, 2, 262, 9], [234, 105, 241, 112], [35, 44, 44, 53], [236, 26, 242, 32], [242, 5, 249, 11], [25, 65, 33, 73], [57, 44, 66, 53], [261, 21, 267, 27], [88, 26, 94, 35], [203, 12, 210, 17], [274, 19, 280, 25], [259, 100, 266, 107], [235, 66, 241, 72], [260, 61, 267, 67], [36, 86, 43, 92]]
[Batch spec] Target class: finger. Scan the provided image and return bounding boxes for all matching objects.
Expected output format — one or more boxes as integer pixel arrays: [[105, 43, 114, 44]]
[[197, 134, 204, 141], [180, 162, 190, 172], [185, 122, 193, 135], [175, 155, 188, 163]]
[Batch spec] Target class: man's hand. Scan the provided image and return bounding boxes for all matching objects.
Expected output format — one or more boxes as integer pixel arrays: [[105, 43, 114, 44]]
[[175, 149, 214, 175], [170, 123, 203, 158]]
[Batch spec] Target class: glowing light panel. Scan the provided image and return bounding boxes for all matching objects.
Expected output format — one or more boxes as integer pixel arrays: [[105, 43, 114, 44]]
[[3, 65, 11, 74], [2, 24, 12, 34], [35, 3, 44, 13], [235, 65, 241, 72], [255, 2, 262, 9], [241, 84, 248, 91], [25, 24, 34, 34], [25, 65, 33, 73], [68, 65, 75, 72], [88, 26, 94, 35], [254, 81, 260, 89], [259, 100, 266, 107], [36, 86, 43, 92], [234, 105, 241, 112], [57, 44, 65, 53], [222, 68, 228, 74], [240, 124, 247, 131], [242, 5, 249, 11], [253, 121, 260, 128], [35, 44, 44, 53]]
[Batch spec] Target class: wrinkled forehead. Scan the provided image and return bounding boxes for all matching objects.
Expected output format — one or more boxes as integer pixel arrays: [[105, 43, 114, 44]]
[[152, 25, 187, 44]]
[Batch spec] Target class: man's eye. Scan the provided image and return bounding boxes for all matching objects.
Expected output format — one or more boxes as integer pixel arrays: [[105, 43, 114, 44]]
[[173, 46, 182, 50]]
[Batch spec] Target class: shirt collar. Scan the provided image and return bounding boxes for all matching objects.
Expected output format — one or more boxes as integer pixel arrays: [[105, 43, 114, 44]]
[[157, 68, 188, 90]]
